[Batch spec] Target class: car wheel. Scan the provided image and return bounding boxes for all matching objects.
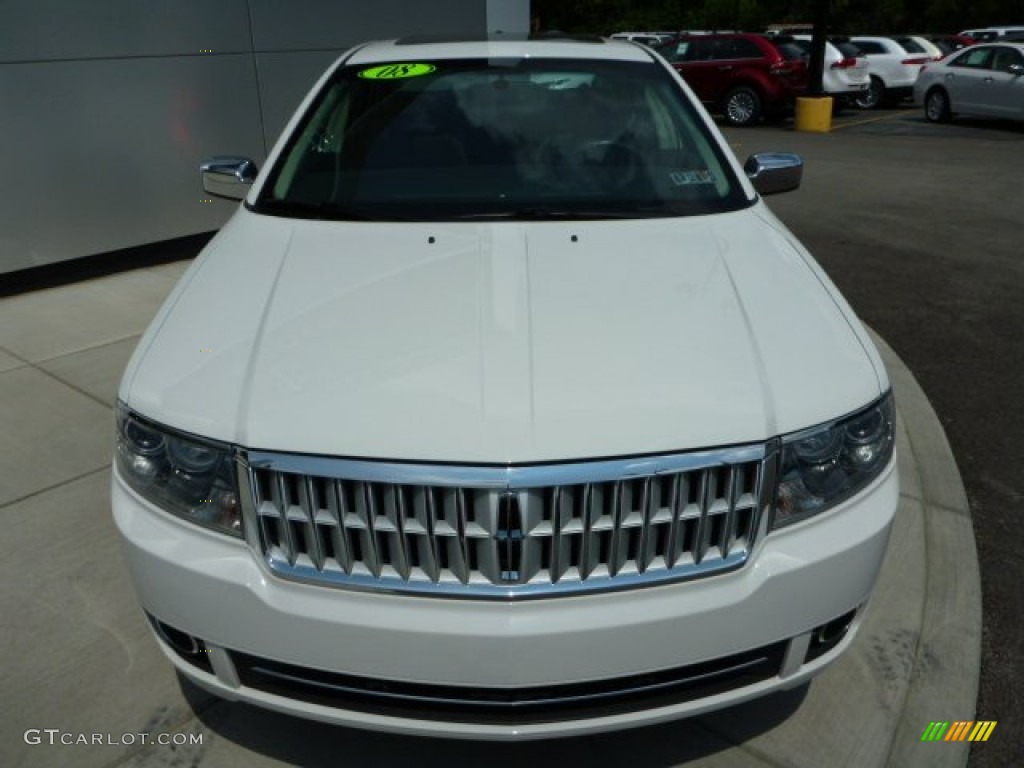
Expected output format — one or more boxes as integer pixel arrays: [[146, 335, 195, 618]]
[[855, 77, 884, 110], [924, 87, 951, 123], [723, 86, 762, 126]]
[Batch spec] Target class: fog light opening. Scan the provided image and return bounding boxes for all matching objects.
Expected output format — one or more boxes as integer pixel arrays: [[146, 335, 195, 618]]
[[155, 620, 201, 656], [813, 609, 857, 647]]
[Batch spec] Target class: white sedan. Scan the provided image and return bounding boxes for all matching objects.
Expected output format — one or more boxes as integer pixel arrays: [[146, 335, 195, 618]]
[[791, 36, 870, 110], [916, 42, 1024, 122], [113, 35, 897, 739]]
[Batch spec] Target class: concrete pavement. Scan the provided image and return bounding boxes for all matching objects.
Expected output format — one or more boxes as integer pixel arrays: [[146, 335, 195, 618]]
[[0, 260, 980, 767]]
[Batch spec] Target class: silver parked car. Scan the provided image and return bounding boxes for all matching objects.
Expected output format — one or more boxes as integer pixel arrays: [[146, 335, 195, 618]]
[[915, 43, 1024, 123]]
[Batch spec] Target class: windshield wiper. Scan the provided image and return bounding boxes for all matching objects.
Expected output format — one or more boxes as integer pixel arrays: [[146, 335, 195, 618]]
[[254, 199, 400, 221], [449, 207, 668, 221]]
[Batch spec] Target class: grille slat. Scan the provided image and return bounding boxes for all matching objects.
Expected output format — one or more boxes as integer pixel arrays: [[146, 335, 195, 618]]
[[637, 477, 654, 573], [245, 446, 773, 598], [693, 470, 711, 566], [609, 481, 625, 577], [451, 488, 470, 584], [581, 483, 599, 580], [357, 482, 380, 577], [273, 473, 298, 566], [328, 479, 353, 574], [389, 486, 410, 580], [666, 473, 684, 568], [722, 466, 739, 558], [300, 476, 324, 570]]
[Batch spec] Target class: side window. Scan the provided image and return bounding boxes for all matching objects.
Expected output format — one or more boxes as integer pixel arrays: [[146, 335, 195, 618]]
[[685, 39, 718, 61], [992, 47, 1023, 72], [853, 41, 883, 55], [950, 48, 995, 69], [774, 42, 806, 61], [662, 41, 690, 62], [729, 39, 763, 59], [893, 37, 926, 53]]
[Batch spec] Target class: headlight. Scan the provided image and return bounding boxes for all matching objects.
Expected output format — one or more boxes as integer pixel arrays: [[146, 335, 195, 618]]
[[115, 403, 242, 537], [772, 392, 895, 530]]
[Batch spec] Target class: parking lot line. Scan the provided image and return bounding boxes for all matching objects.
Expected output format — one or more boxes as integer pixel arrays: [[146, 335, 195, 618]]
[[832, 109, 917, 130]]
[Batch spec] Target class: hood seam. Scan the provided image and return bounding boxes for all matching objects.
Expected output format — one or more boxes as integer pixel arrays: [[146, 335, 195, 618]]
[[235, 225, 297, 447]]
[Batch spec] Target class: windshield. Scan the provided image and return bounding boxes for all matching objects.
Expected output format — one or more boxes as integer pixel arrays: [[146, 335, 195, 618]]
[[255, 57, 749, 221], [892, 37, 927, 53]]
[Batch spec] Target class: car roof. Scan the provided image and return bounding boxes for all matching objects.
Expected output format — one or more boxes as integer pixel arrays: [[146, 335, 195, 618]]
[[939, 41, 1024, 59], [961, 26, 1024, 34], [346, 37, 654, 66], [959, 41, 1024, 49], [677, 31, 766, 39]]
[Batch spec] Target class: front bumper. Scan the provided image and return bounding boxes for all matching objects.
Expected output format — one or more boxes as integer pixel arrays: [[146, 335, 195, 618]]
[[113, 458, 898, 739]]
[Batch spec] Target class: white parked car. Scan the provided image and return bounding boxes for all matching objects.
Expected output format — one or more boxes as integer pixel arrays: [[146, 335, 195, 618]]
[[960, 26, 1024, 42], [113, 36, 898, 739], [904, 35, 946, 61], [849, 35, 933, 108], [916, 42, 1024, 123], [791, 36, 870, 109], [609, 32, 664, 46]]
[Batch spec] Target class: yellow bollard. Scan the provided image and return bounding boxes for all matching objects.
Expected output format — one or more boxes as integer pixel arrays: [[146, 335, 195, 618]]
[[795, 96, 833, 133]]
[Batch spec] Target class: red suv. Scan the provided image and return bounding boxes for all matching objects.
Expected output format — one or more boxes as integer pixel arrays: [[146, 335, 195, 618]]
[[656, 34, 808, 126]]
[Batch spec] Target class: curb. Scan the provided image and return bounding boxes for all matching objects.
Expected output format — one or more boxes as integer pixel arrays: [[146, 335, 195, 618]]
[[871, 331, 981, 767]]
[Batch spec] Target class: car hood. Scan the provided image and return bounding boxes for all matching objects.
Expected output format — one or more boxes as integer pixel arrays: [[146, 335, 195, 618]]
[[122, 205, 885, 463]]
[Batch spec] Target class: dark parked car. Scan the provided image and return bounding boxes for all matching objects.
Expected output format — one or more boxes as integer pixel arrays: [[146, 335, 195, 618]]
[[924, 34, 976, 55], [655, 34, 808, 126]]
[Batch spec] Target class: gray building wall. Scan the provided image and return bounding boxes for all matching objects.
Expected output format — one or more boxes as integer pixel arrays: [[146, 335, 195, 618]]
[[0, 0, 528, 276]]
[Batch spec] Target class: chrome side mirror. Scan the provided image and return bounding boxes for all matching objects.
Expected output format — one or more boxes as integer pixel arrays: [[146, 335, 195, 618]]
[[744, 152, 803, 196], [201, 156, 259, 200], [1008, 63, 1024, 76]]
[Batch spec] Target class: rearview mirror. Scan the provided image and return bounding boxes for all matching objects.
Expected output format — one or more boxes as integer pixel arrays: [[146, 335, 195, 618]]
[[1008, 63, 1024, 76], [201, 156, 259, 200], [744, 152, 803, 196]]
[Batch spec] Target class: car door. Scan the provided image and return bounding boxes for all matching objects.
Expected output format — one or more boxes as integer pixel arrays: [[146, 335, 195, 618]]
[[676, 38, 729, 104], [943, 46, 996, 114], [851, 39, 895, 86], [986, 46, 1024, 118]]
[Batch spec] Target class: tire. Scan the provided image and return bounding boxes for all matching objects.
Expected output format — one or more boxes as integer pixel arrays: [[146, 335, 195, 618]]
[[855, 77, 884, 110], [924, 87, 952, 123], [722, 86, 762, 126]]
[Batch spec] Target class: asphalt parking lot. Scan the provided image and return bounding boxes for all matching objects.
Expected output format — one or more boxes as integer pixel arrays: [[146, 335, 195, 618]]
[[1, 104, 1018, 768], [724, 105, 1023, 768]]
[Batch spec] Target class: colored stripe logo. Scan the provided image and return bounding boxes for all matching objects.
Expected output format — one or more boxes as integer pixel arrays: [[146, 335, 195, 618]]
[[921, 721, 997, 742]]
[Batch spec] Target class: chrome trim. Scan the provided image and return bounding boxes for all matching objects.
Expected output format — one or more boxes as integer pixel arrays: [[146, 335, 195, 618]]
[[744, 152, 803, 196], [246, 653, 772, 709], [240, 444, 775, 600], [245, 445, 767, 486], [200, 156, 258, 200], [261, 550, 751, 600]]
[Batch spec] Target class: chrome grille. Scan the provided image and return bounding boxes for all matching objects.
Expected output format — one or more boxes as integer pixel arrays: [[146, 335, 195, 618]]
[[239, 446, 775, 598]]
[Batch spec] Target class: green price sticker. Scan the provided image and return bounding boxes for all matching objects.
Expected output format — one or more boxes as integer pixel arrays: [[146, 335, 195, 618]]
[[358, 63, 437, 80]]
